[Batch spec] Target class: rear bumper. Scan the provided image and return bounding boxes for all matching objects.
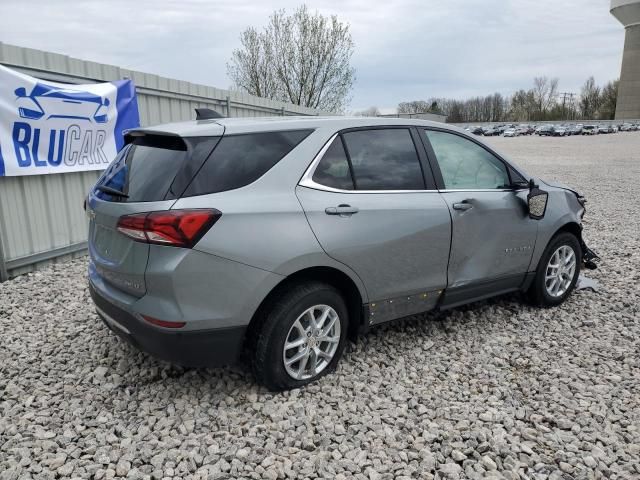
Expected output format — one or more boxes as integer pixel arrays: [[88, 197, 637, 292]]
[[89, 281, 246, 367]]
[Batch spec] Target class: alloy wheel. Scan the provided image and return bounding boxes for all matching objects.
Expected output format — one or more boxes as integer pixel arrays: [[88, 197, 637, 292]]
[[282, 304, 341, 381], [545, 245, 577, 298]]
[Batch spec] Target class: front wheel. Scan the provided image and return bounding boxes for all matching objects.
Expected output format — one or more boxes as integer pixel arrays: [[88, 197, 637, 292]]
[[528, 232, 581, 307], [251, 282, 349, 391]]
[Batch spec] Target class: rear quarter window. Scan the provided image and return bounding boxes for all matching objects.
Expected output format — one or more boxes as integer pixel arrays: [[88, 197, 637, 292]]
[[183, 129, 313, 196]]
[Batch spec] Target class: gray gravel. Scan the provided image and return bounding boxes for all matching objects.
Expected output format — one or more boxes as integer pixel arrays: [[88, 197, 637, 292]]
[[1, 133, 639, 479]]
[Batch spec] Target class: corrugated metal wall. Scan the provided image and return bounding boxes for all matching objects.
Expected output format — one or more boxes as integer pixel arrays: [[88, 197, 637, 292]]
[[0, 43, 327, 280]]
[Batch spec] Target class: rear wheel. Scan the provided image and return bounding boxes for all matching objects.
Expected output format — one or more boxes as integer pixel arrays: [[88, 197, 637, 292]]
[[529, 232, 581, 307], [251, 282, 349, 391]]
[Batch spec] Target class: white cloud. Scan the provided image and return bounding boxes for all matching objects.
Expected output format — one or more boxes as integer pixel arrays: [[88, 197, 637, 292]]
[[0, 0, 624, 110]]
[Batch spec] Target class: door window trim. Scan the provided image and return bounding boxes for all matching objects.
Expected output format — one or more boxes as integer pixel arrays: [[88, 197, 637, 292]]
[[299, 126, 438, 193], [419, 127, 528, 192]]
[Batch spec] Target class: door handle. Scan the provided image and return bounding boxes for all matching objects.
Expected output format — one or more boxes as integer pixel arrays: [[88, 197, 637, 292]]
[[452, 201, 473, 211], [325, 204, 359, 216]]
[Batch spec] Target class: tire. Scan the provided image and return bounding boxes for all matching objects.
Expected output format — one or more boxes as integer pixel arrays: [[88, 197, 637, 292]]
[[528, 232, 581, 307], [251, 281, 349, 391]]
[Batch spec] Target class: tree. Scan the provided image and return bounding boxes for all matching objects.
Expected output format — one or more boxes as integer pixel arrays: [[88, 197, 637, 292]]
[[227, 5, 355, 112], [598, 79, 619, 120], [580, 77, 600, 120], [353, 106, 380, 117], [532, 76, 558, 119], [510, 89, 531, 121], [447, 101, 464, 123], [397, 100, 430, 114]]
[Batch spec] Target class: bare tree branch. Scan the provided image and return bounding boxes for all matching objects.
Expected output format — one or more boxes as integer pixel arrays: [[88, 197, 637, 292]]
[[227, 5, 355, 112]]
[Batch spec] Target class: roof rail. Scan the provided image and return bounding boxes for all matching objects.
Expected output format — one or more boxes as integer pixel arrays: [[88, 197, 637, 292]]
[[195, 108, 225, 120]]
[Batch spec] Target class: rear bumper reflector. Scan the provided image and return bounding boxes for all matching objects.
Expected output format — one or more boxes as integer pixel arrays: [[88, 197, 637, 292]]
[[141, 315, 186, 329]]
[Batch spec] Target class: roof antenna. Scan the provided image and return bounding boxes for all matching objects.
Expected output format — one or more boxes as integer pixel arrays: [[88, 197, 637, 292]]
[[195, 108, 225, 120]]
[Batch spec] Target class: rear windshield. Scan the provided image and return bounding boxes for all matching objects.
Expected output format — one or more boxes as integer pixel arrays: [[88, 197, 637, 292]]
[[182, 129, 312, 197], [95, 134, 219, 203]]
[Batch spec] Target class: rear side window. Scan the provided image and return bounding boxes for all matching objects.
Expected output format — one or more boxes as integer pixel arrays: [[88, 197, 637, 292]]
[[184, 129, 312, 196], [95, 135, 219, 203], [312, 137, 354, 190], [341, 129, 425, 190]]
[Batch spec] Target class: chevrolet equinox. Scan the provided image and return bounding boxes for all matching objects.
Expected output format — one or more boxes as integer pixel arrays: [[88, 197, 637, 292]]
[[87, 113, 598, 390]]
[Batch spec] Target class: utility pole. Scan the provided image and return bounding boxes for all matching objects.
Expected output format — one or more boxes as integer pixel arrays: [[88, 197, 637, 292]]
[[559, 92, 576, 120]]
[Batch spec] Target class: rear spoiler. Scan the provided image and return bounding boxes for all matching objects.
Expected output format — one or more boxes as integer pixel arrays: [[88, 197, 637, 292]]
[[123, 130, 187, 150], [124, 128, 181, 140]]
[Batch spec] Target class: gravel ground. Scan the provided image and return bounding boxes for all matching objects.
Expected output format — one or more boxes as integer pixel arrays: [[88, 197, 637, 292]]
[[1, 134, 639, 480]]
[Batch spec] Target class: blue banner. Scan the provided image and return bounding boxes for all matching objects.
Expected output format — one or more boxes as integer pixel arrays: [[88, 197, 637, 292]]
[[0, 64, 140, 176]]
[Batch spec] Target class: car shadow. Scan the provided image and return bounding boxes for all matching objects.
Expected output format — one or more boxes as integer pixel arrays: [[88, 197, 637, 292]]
[[97, 291, 530, 399]]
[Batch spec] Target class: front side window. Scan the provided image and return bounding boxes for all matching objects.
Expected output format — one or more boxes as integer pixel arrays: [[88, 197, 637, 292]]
[[424, 130, 510, 190], [342, 129, 425, 190]]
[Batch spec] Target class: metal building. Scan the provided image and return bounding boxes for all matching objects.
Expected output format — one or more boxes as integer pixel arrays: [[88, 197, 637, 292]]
[[611, 0, 640, 119], [0, 43, 327, 281]]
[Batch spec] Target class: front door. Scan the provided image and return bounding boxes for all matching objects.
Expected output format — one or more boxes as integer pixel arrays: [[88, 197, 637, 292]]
[[421, 129, 538, 294], [296, 128, 452, 321]]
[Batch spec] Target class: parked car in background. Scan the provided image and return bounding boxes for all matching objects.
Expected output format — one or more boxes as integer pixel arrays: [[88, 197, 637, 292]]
[[86, 114, 598, 390], [597, 125, 612, 134], [582, 125, 598, 135], [569, 125, 583, 136], [620, 124, 633, 132], [470, 126, 484, 135], [552, 126, 568, 137], [483, 127, 499, 136], [503, 128, 519, 137], [538, 126, 555, 136]]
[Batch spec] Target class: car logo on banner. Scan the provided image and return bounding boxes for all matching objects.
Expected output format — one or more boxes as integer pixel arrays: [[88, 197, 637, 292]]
[[15, 83, 111, 124]]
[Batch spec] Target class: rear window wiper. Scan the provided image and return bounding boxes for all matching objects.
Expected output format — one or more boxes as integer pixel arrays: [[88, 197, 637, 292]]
[[96, 185, 129, 198]]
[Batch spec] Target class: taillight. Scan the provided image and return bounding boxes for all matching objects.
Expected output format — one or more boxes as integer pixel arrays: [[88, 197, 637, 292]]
[[116, 209, 221, 248]]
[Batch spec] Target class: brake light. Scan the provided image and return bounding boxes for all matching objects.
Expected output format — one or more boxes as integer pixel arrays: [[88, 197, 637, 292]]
[[116, 209, 221, 248]]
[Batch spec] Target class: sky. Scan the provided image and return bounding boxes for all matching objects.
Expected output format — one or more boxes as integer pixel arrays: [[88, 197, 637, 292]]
[[0, 0, 625, 112]]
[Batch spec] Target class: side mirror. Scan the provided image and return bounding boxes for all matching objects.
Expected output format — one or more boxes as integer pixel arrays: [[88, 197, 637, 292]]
[[527, 179, 548, 220]]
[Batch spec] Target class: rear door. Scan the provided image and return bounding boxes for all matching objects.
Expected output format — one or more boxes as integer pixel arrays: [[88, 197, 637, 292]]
[[296, 127, 451, 323], [87, 131, 221, 297], [420, 128, 537, 299]]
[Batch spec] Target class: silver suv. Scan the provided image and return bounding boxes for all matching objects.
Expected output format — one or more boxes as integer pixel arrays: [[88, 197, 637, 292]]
[[87, 114, 598, 390]]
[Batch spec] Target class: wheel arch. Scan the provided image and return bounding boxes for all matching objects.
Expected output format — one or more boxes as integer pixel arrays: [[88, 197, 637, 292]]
[[530, 220, 584, 272], [245, 266, 366, 348], [553, 221, 583, 244]]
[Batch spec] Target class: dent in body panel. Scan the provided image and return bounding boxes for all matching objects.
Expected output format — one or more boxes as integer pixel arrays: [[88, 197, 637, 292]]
[[527, 188, 584, 272], [442, 190, 537, 288]]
